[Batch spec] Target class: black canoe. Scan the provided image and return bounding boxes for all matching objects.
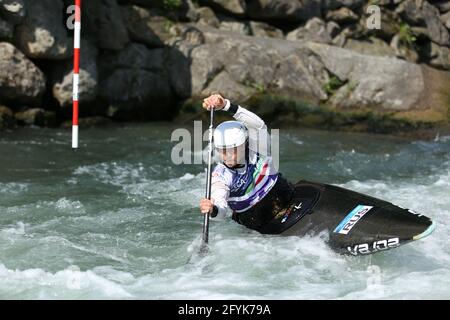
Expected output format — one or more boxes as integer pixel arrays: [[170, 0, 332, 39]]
[[258, 180, 435, 256]]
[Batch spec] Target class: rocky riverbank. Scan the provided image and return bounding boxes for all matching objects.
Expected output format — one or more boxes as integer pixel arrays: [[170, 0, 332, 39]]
[[1, 0, 450, 136]]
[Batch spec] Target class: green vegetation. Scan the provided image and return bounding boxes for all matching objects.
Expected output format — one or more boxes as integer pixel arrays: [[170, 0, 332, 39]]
[[323, 76, 344, 96], [243, 94, 438, 133], [347, 80, 358, 93], [399, 22, 416, 46], [176, 93, 446, 134], [244, 80, 267, 95], [164, 18, 174, 33], [163, 0, 183, 10]]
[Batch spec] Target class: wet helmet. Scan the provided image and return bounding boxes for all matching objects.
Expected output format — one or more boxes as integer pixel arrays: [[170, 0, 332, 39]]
[[213, 121, 248, 149]]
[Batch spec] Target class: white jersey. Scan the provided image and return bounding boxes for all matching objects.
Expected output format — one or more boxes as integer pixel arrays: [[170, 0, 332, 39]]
[[211, 99, 279, 219]]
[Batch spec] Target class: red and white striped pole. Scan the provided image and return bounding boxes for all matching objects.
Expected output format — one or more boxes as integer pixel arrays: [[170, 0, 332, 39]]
[[72, 0, 81, 149]]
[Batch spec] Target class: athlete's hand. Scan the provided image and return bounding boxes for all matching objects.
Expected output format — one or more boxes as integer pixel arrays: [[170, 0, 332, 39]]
[[202, 94, 226, 111], [200, 198, 214, 215]]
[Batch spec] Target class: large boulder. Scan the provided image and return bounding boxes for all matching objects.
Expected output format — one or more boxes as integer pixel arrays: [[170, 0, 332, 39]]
[[343, 38, 396, 57], [322, 0, 365, 10], [422, 1, 450, 46], [51, 40, 98, 108], [396, 0, 450, 46], [172, 26, 329, 102], [286, 18, 332, 44], [326, 7, 359, 24], [429, 42, 450, 70], [434, 0, 450, 13], [219, 17, 251, 35], [250, 21, 284, 38], [0, 105, 15, 129], [0, 0, 25, 25], [200, 0, 246, 16], [171, 26, 450, 127], [247, 0, 321, 23], [0, 16, 13, 40], [15, 0, 70, 59], [81, 0, 129, 51], [196, 6, 220, 28], [0, 42, 46, 106], [118, 0, 198, 21], [15, 108, 56, 127], [98, 43, 176, 121], [440, 11, 450, 29], [122, 5, 171, 48], [307, 42, 426, 111]]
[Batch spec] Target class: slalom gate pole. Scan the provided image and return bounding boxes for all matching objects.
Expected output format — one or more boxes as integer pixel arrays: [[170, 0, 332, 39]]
[[72, 0, 81, 149]]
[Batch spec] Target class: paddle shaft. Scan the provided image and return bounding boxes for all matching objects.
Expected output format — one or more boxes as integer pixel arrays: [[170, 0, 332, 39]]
[[202, 107, 214, 245]]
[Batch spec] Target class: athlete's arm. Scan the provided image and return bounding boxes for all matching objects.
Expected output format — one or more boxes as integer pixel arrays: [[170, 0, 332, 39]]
[[199, 164, 232, 219], [222, 99, 271, 157]]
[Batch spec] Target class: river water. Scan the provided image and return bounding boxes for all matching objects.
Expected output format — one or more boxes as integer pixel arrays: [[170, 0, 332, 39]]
[[0, 123, 449, 299]]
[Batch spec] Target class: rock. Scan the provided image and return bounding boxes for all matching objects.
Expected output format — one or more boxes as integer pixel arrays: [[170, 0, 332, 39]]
[[0, 105, 15, 129], [51, 40, 98, 108], [0, 0, 25, 25], [247, 0, 321, 23], [306, 42, 426, 111], [327, 21, 341, 38], [202, 70, 255, 102], [423, 1, 450, 45], [172, 26, 329, 102], [15, 108, 56, 127], [118, 0, 198, 21], [0, 42, 46, 106], [396, 0, 425, 25], [390, 33, 420, 62], [326, 7, 359, 24], [429, 42, 450, 70], [122, 5, 170, 48], [82, 0, 129, 51], [172, 26, 450, 124], [15, 0, 70, 59], [365, 9, 400, 41], [61, 116, 112, 128], [197, 7, 220, 28], [396, 0, 450, 46], [100, 43, 166, 74], [344, 38, 396, 57], [0, 16, 12, 39], [219, 17, 250, 35], [200, 0, 246, 16], [433, 0, 450, 13], [98, 44, 175, 121], [250, 21, 284, 38], [332, 32, 347, 47], [286, 18, 332, 44], [322, 0, 365, 10], [166, 26, 204, 98], [441, 11, 450, 29]]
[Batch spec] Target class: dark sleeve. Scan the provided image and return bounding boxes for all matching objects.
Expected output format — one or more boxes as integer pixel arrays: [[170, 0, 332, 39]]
[[227, 102, 239, 116], [211, 205, 219, 218]]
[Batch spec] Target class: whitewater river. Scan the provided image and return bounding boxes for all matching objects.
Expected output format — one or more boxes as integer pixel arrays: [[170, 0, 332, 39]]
[[0, 123, 449, 299]]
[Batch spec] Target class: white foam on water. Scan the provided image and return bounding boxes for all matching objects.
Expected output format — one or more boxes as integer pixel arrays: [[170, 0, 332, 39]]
[[2, 130, 450, 299], [1, 221, 27, 235], [0, 263, 133, 299], [55, 198, 86, 215], [0, 183, 28, 194]]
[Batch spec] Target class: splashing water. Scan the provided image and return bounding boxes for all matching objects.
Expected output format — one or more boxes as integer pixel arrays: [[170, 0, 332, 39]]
[[0, 124, 449, 299]]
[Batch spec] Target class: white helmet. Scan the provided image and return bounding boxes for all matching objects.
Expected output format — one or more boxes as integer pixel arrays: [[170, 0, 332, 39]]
[[214, 121, 248, 149]]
